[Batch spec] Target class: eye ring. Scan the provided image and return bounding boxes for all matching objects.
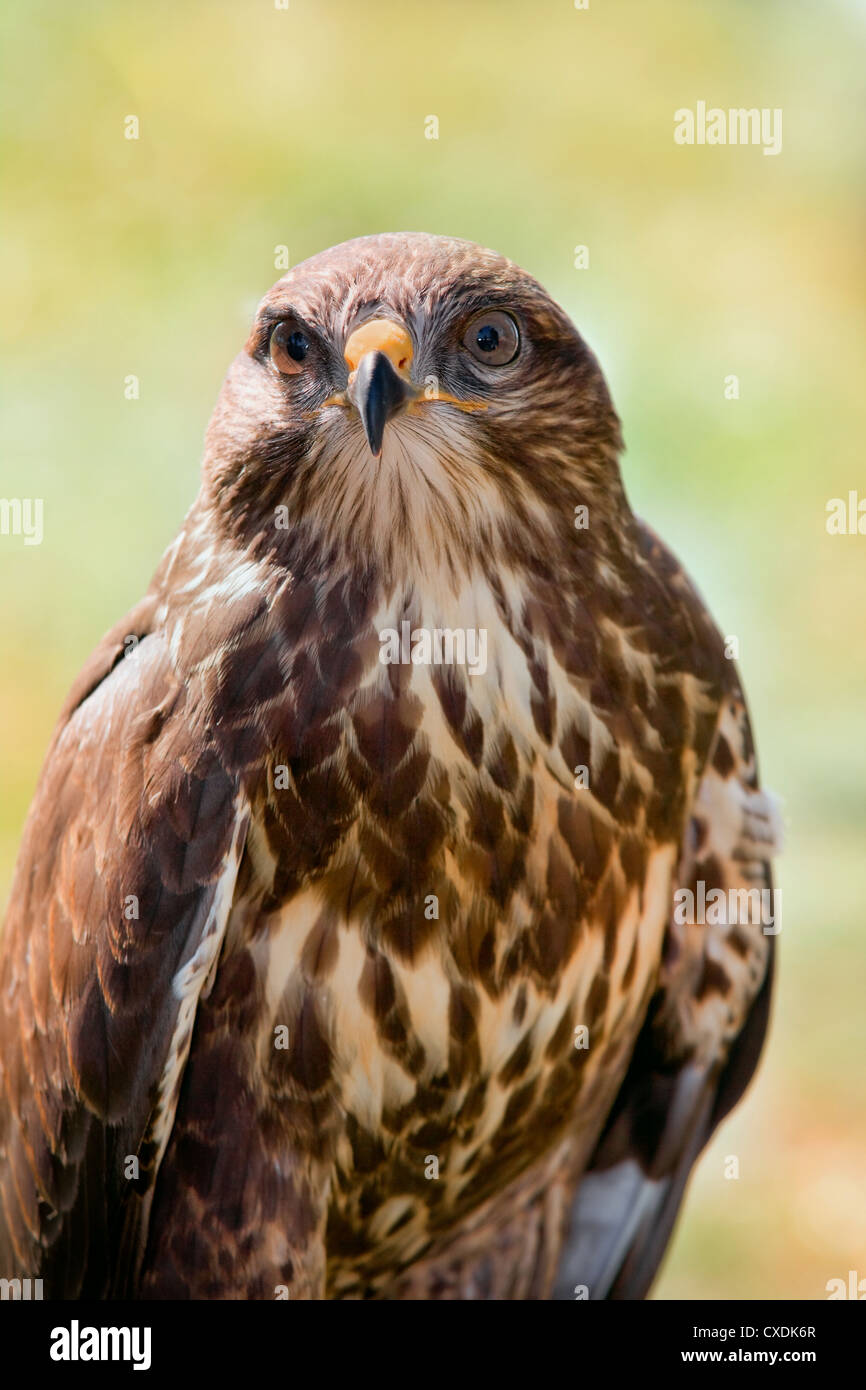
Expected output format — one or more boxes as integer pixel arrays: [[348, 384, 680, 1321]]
[[461, 310, 520, 366], [269, 321, 311, 375]]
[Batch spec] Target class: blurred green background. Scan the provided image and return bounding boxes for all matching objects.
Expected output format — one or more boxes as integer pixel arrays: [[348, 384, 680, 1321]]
[[1, 0, 864, 1299]]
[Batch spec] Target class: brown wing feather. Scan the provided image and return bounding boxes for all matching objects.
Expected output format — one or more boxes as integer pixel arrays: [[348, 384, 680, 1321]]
[[553, 683, 779, 1299], [0, 601, 245, 1297]]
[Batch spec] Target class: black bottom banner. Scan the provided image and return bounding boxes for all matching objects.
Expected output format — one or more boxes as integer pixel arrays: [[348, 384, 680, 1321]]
[[0, 1296, 857, 1377]]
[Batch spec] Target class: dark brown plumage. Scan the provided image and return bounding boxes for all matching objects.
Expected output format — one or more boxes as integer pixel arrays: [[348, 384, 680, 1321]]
[[0, 233, 779, 1299]]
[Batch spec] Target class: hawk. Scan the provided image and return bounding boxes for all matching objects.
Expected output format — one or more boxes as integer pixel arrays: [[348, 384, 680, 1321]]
[[0, 233, 779, 1300]]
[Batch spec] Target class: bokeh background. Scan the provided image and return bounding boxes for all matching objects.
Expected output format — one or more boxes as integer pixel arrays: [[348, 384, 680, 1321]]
[[1, 0, 864, 1299]]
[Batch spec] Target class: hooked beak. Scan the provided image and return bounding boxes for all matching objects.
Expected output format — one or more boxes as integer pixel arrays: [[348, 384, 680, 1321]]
[[344, 319, 417, 456]]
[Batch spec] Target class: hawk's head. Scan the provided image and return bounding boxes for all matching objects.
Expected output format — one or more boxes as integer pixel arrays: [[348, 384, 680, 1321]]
[[204, 233, 625, 584]]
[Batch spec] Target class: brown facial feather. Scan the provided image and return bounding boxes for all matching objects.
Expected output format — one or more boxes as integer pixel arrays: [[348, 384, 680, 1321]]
[[0, 233, 776, 1300]]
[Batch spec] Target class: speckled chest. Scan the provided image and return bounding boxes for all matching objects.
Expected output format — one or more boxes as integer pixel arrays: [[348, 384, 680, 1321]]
[[235, 582, 685, 1284]]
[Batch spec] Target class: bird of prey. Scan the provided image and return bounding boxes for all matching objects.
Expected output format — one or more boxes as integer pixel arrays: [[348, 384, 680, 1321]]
[[0, 233, 779, 1300]]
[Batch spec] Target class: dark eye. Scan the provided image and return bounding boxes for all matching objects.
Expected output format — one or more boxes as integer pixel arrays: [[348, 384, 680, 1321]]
[[269, 322, 311, 375], [462, 310, 520, 366]]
